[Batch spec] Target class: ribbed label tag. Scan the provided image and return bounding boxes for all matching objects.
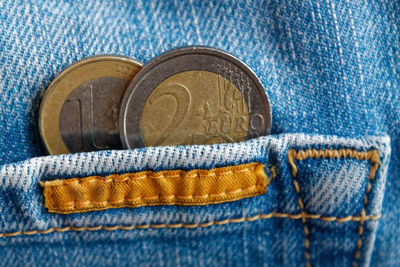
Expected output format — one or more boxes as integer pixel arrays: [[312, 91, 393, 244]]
[[41, 162, 268, 214]]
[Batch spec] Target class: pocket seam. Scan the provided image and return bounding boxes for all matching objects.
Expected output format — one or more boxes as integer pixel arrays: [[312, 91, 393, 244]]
[[288, 148, 380, 267], [0, 211, 380, 239]]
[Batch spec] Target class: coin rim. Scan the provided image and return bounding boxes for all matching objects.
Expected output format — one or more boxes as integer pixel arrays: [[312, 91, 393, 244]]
[[119, 46, 272, 149], [39, 55, 143, 155]]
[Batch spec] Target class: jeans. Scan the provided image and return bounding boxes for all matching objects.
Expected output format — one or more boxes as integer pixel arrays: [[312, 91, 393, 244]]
[[0, 0, 399, 266]]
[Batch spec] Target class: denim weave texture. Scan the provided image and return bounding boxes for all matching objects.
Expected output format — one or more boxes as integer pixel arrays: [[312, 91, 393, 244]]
[[0, 0, 399, 266], [0, 134, 391, 266]]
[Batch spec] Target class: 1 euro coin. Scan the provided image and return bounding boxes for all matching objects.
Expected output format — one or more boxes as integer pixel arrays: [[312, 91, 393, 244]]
[[39, 56, 142, 155]]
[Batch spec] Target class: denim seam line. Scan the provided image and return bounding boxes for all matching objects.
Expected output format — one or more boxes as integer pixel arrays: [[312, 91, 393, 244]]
[[288, 148, 380, 267], [0, 212, 381, 239]]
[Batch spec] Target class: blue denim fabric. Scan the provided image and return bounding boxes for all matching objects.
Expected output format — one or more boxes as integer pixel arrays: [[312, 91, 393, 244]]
[[0, 0, 399, 266], [0, 134, 391, 266]]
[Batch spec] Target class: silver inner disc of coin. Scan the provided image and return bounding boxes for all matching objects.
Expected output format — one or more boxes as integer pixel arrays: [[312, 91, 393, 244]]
[[60, 77, 129, 152]]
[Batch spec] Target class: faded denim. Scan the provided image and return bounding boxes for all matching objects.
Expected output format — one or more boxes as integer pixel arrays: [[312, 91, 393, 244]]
[[0, 0, 399, 266]]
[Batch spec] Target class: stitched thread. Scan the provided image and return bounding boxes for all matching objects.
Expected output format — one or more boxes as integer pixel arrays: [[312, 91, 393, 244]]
[[288, 149, 311, 267], [55, 191, 265, 213], [354, 150, 380, 267], [42, 167, 255, 186], [0, 212, 381, 239], [288, 148, 380, 267], [58, 185, 260, 209], [41, 162, 269, 213]]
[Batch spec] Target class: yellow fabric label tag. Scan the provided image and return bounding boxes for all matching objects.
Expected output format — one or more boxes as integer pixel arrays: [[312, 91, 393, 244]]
[[41, 162, 268, 214]]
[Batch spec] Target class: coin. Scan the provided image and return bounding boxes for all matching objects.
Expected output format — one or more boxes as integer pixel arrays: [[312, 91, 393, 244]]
[[119, 47, 271, 148], [39, 56, 142, 155]]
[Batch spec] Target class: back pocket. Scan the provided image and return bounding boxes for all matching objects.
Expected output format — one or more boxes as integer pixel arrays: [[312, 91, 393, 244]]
[[0, 134, 390, 267]]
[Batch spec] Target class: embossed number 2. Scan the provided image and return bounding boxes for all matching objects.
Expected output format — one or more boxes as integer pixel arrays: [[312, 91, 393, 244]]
[[146, 83, 191, 145]]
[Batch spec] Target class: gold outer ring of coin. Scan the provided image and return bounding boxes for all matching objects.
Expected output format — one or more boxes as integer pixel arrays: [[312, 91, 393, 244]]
[[39, 56, 142, 155]]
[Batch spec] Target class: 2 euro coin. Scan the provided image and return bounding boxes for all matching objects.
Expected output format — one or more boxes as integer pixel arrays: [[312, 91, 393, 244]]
[[119, 47, 271, 148]]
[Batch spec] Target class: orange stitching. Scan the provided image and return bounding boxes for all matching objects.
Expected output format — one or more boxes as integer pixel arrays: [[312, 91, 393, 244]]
[[51, 191, 266, 214], [41, 162, 269, 213], [354, 150, 380, 266], [0, 212, 381, 239], [40, 166, 257, 187], [288, 148, 380, 267], [59, 185, 260, 208], [288, 149, 311, 267]]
